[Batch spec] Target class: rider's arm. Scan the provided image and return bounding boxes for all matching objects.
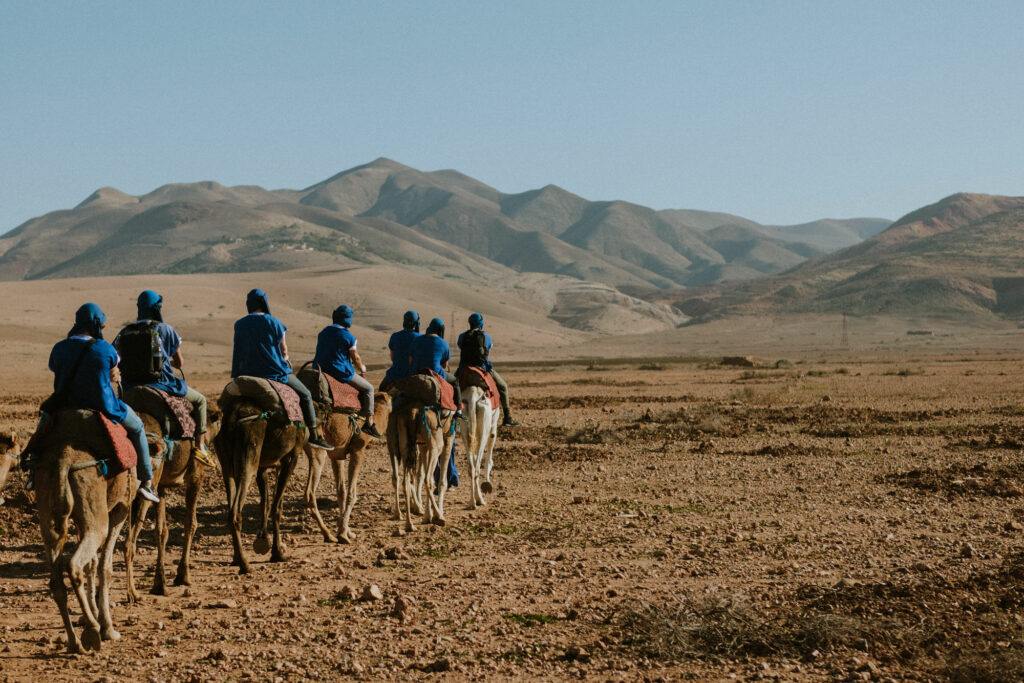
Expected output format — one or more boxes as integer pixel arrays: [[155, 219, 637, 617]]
[[172, 349, 184, 369], [279, 335, 290, 363], [349, 346, 367, 375]]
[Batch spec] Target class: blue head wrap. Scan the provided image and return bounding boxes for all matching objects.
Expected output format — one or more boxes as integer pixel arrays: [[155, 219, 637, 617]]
[[246, 288, 270, 314], [468, 313, 483, 330], [403, 310, 420, 332], [333, 305, 354, 327], [137, 290, 163, 322], [426, 317, 445, 339], [69, 303, 107, 340]]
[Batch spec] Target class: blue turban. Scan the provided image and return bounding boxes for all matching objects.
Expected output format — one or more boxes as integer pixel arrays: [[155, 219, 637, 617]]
[[69, 303, 107, 340], [333, 305, 354, 327], [246, 288, 270, 314], [468, 313, 483, 330], [426, 317, 445, 339], [403, 310, 420, 332], [137, 290, 163, 322]]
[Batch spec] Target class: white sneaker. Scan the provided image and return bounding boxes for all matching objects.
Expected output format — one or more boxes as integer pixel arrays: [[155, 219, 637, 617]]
[[138, 482, 160, 503]]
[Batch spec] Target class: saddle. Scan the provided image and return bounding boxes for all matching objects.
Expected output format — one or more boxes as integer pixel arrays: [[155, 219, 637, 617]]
[[220, 376, 304, 423], [23, 409, 137, 478], [122, 385, 197, 440], [458, 366, 499, 410], [297, 364, 361, 413], [390, 370, 457, 412]]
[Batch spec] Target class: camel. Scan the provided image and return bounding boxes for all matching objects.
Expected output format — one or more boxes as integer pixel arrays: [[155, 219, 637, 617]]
[[215, 392, 305, 575], [303, 394, 392, 544], [387, 399, 456, 532], [461, 385, 500, 508], [123, 404, 220, 603], [32, 410, 137, 653], [0, 430, 19, 503]]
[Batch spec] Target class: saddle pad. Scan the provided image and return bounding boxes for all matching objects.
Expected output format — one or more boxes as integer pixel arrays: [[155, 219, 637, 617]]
[[425, 370, 458, 412], [324, 373, 361, 412], [96, 412, 138, 475], [267, 379, 305, 423], [459, 366, 499, 410], [153, 388, 197, 440]]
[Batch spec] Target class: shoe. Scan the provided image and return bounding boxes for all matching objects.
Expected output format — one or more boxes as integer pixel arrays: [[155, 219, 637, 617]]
[[138, 482, 160, 503], [309, 435, 335, 451], [501, 416, 520, 427], [192, 445, 218, 468], [454, 411, 466, 422], [362, 423, 382, 438], [24, 475, 34, 492]]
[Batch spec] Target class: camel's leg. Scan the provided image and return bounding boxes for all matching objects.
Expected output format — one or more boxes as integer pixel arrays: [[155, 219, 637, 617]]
[[387, 430, 402, 520], [402, 465, 416, 533], [482, 421, 498, 494], [69, 495, 106, 652], [339, 451, 361, 544], [255, 468, 272, 548], [99, 502, 128, 641], [40, 493, 81, 653], [85, 554, 101, 628], [304, 447, 335, 542], [423, 437, 446, 526], [151, 493, 169, 595], [270, 452, 298, 563], [124, 496, 150, 605], [230, 448, 259, 574], [174, 464, 204, 586], [222, 454, 243, 568]]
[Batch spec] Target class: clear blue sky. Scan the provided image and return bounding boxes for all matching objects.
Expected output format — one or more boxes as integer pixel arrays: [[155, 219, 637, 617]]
[[2, 1, 1022, 233]]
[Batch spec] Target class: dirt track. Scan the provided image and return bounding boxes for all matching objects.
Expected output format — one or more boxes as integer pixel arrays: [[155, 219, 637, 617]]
[[3, 358, 1024, 681]]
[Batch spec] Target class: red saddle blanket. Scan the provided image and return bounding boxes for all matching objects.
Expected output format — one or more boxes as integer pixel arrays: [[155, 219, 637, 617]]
[[97, 412, 138, 474], [324, 373, 362, 411], [423, 370, 458, 412], [267, 379, 305, 423], [152, 387, 197, 440], [458, 366, 499, 410]]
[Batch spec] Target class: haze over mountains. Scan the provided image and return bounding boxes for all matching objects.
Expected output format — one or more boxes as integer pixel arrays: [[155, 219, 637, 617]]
[[0, 158, 889, 290]]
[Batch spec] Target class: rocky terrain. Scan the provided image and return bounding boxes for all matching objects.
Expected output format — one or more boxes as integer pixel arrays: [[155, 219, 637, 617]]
[[3, 356, 1024, 681]]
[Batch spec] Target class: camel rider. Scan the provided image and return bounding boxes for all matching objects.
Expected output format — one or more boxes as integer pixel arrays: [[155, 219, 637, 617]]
[[379, 310, 421, 392], [457, 313, 519, 427], [231, 288, 333, 451], [409, 318, 463, 418], [313, 305, 382, 438], [114, 290, 215, 466], [43, 304, 160, 502]]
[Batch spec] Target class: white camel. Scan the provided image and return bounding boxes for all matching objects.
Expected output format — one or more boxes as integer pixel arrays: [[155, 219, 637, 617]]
[[460, 385, 500, 508]]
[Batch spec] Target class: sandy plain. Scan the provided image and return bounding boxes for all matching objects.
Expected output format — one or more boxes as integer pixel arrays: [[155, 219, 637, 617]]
[[2, 272, 1024, 681]]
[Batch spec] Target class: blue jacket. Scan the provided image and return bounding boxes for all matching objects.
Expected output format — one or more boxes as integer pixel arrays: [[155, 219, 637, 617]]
[[231, 313, 291, 382], [410, 334, 450, 375], [49, 336, 128, 423], [384, 329, 421, 383], [314, 324, 357, 382]]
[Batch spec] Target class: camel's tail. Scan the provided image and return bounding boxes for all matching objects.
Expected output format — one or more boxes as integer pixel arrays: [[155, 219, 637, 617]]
[[55, 446, 75, 523]]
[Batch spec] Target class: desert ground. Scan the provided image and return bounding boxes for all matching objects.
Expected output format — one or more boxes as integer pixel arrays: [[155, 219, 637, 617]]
[[4, 350, 1024, 681]]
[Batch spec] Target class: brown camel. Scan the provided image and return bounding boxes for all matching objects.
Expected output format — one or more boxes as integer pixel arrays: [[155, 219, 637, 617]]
[[0, 430, 19, 504], [123, 405, 220, 603], [32, 409, 136, 653], [303, 394, 392, 544], [215, 395, 305, 574], [387, 401, 456, 532]]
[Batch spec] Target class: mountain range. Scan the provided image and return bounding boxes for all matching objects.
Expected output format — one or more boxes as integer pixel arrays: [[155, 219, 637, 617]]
[[0, 158, 889, 291]]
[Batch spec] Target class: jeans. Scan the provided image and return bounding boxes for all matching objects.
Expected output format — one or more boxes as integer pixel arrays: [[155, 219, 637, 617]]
[[344, 373, 375, 417], [183, 386, 208, 434], [122, 405, 153, 481], [489, 369, 512, 417], [283, 373, 318, 428]]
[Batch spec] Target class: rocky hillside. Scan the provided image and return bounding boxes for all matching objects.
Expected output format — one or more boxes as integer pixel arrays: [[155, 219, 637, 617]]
[[0, 158, 888, 289]]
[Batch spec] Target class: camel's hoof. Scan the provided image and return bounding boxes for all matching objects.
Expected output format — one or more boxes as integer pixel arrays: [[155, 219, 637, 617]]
[[481, 481, 493, 494], [390, 512, 402, 521], [238, 564, 250, 575], [270, 552, 287, 563], [253, 536, 271, 555], [323, 533, 339, 544], [150, 584, 168, 596], [67, 639, 84, 655], [101, 628, 120, 641], [173, 574, 191, 587], [81, 627, 102, 652], [432, 517, 447, 527]]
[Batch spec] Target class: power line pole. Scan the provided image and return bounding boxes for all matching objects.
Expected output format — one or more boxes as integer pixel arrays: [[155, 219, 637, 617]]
[[840, 311, 849, 348]]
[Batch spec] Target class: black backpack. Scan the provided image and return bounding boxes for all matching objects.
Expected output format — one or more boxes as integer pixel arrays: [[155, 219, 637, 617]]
[[115, 321, 164, 384], [461, 329, 489, 367]]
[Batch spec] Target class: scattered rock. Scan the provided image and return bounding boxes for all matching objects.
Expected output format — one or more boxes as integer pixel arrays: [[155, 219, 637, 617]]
[[392, 595, 414, 623], [423, 658, 452, 673], [361, 584, 383, 601], [206, 599, 237, 609], [338, 585, 357, 601], [564, 646, 591, 662], [959, 542, 977, 558]]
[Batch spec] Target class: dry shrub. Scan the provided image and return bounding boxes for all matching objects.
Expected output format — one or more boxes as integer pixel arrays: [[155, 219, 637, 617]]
[[566, 427, 619, 445], [946, 643, 1024, 683]]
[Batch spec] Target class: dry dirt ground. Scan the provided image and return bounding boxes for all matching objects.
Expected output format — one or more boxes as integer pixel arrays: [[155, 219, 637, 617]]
[[4, 358, 1024, 681]]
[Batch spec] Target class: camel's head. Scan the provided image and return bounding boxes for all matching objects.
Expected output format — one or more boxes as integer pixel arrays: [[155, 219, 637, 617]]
[[0, 430, 20, 500]]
